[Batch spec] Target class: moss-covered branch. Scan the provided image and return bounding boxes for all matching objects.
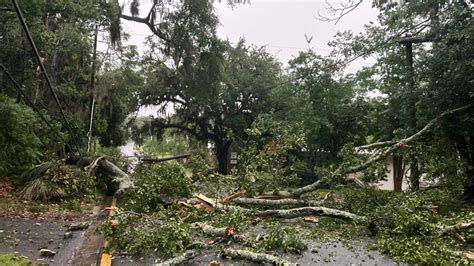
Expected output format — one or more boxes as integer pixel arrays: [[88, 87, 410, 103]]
[[221, 248, 296, 266]]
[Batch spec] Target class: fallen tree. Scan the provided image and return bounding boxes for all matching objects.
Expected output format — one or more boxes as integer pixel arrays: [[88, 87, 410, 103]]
[[189, 193, 365, 221], [69, 155, 134, 192], [230, 197, 324, 207], [254, 206, 366, 221], [289, 104, 473, 198], [94, 158, 134, 191]]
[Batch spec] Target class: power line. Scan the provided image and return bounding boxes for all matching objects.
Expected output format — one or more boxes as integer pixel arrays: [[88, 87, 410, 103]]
[[0, 64, 63, 140], [12, 0, 82, 156]]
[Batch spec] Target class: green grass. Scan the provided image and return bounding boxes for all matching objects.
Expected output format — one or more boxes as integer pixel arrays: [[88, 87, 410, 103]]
[[0, 254, 31, 266]]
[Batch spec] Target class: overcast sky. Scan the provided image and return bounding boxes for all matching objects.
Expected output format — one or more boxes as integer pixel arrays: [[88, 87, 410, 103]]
[[120, 0, 378, 69], [117, 0, 380, 116]]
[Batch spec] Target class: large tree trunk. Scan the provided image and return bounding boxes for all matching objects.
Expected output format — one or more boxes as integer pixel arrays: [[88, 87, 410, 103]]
[[393, 153, 403, 192], [215, 140, 230, 175], [409, 158, 420, 191], [453, 134, 474, 201], [463, 168, 474, 201]]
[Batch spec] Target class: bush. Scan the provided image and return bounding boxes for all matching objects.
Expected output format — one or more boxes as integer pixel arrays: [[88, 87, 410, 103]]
[[0, 95, 42, 178], [124, 162, 193, 212], [20, 161, 96, 202]]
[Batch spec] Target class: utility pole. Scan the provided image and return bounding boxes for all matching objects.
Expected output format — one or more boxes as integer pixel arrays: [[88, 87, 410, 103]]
[[87, 24, 99, 153], [12, 0, 82, 156], [399, 35, 429, 191]]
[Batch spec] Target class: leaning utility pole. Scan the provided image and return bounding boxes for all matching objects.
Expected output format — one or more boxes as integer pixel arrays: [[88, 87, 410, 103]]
[[399, 35, 430, 191], [87, 24, 99, 153]]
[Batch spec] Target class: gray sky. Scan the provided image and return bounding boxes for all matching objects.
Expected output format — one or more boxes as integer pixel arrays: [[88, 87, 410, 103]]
[[120, 0, 378, 70], [117, 0, 379, 117]]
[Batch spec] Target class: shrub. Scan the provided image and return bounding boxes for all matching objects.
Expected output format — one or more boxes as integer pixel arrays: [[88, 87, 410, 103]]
[[20, 161, 96, 202], [0, 95, 42, 178]]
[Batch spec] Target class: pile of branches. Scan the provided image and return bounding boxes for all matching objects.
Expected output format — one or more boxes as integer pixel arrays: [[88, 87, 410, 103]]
[[153, 104, 474, 264]]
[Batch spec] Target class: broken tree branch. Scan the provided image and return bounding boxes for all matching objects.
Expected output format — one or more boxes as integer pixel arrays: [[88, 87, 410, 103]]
[[97, 159, 134, 192], [119, 13, 170, 42], [291, 104, 474, 198], [222, 248, 296, 266], [254, 206, 366, 222], [140, 154, 190, 163], [68, 155, 134, 192], [193, 223, 248, 243], [222, 190, 247, 203], [440, 221, 474, 235], [448, 250, 474, 261], [355, 140, 398, 151], [84, 156, 105, 176], [230, 198, 324, 208]]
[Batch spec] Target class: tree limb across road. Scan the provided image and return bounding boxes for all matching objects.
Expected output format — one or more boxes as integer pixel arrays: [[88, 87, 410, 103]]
[[290, 104, 474, 198]]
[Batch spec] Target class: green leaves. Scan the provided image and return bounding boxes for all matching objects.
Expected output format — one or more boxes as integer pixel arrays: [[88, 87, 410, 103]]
[[0, 96, 41, 178], [259, 222, 307, 254], [102, 212, 192, 257], [123, 162, 193, 213]]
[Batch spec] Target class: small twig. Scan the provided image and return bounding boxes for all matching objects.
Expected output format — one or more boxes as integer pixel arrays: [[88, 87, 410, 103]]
[[316, 0, 363, 24]]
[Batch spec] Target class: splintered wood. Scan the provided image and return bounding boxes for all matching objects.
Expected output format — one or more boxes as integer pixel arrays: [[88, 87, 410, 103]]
[[222, 190, 246, 203], [464, 251, 474, 260], [194, 193, 217, 207], [304, 216, 319, 223]]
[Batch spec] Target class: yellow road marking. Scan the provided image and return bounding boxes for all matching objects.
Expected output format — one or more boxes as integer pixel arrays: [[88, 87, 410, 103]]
[[100, 197, 116, 266]]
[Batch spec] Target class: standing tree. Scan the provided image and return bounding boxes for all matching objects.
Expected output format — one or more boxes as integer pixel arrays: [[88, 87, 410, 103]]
[[0, 0, 124, 152], [120, 1, 282, 174], [332, 1, 473, 195], [141, 39, 282, 174]]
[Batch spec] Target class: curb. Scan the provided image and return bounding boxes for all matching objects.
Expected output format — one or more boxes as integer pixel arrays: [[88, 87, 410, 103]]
[[99, 197, 116, 266]]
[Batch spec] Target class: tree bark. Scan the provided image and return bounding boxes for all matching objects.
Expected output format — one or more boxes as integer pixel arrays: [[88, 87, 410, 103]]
[[457, 135, 474, 201], [222, 248, 296, 266], [231, 197, 324, 207], [140, 154, 190, 163], [216, 140, 230, 175], [409, 159, 420, 191], [254, 206, 366, 222], [393, 153, 403, 192], [462, 168, 474, 201], [440, 221, 474, 235], [97, 159, 134, 192], [193, 223, 248, 242], [68, 156, 133, 192]]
